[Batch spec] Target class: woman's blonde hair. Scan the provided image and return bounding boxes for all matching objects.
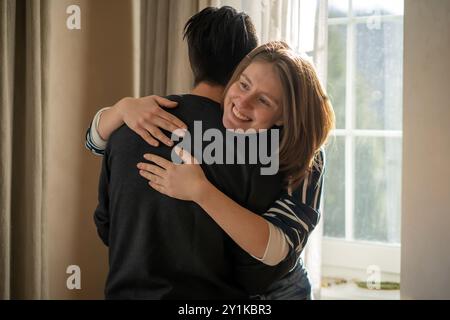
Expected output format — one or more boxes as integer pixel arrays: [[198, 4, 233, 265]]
[[224, 41, 335, 189]]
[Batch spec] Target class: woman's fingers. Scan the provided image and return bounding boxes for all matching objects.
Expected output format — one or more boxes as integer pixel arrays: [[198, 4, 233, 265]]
[[152, 95, 178, 109], [136, 128, 159, 147], [152, 97, 187, 130], [148, 181, 167, 195], [158, 111, 188, 131], [151, 117, 186, 139], [143, 153, 173, 169], [146, 125, 174, 147], [138, 117, 182, 147], [137, 162, 165, 177], [139, 169, 162, 184]]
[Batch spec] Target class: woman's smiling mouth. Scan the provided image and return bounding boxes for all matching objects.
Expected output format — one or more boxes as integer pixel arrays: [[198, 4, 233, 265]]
[[232, 104, 251, 121]]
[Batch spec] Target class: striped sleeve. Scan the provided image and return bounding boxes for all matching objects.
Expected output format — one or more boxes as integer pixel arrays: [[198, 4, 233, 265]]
[[84, 107, 111, 156], [262, 149, 326, 256], [85, 128, 105, 156]]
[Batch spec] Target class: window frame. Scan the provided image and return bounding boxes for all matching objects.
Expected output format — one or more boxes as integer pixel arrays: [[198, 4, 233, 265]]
[[323, 0, 403, 277]]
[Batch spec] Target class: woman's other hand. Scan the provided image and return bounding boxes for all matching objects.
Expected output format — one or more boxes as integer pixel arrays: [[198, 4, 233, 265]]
[[137, 147, 210, 202], [115, 95, 187, 147]]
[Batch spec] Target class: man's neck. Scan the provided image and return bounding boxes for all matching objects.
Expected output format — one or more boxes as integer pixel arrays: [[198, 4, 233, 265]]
[[191, 82, 224, 104]]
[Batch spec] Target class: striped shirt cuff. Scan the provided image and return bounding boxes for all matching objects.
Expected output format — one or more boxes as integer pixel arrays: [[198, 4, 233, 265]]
[[85, 107, 111, 156], [90, 107, 110, 149]]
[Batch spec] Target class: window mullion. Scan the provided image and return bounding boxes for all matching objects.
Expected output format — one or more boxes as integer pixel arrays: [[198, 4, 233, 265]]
[[329, 14, 404, 26], [333, 129, 403, 137], [345, 0, 355, 241]]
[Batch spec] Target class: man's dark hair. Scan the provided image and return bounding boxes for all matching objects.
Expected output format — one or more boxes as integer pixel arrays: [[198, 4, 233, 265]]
[[183, 6, 258, 87]]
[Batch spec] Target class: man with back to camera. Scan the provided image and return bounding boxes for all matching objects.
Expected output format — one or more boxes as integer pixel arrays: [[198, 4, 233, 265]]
[[93, 6, 296, 299]]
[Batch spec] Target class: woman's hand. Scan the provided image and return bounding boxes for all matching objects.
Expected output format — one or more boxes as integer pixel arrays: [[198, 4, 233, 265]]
[[137, 147, 210, 202], [115, 95, 187, 147]]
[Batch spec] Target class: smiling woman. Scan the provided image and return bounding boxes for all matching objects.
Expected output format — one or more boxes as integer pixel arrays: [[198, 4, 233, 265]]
[[223, 61, 284, 130], [222, 42, 334, 189]]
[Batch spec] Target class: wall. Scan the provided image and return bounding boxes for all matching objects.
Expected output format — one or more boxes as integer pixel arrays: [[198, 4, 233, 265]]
[[401, 0, 450, 299], [45, 0, 135, 299]]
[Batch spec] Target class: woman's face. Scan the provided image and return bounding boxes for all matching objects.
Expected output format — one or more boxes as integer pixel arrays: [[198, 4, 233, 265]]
[[222, 61, 284, 131]]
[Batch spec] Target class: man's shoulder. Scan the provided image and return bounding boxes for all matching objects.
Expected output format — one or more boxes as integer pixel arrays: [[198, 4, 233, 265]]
[[107, 94, 224, 151], [165, 94, 222, 115], [165, 94, 220, 106], [108, 124, 141, 149], [163, 94, 224, 130]]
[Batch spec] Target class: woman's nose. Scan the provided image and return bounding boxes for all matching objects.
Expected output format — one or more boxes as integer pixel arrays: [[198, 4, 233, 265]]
[[236, 93, 253, 110]]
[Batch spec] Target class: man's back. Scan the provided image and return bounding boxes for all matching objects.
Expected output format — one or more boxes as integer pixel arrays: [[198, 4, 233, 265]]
[[94, 95, 283, 299]]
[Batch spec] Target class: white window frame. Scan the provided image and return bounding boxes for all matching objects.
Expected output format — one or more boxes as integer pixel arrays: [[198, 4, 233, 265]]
[[323, 0, 403, 279]]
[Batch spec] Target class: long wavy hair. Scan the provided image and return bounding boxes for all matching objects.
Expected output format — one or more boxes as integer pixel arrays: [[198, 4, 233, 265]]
[[224, 41, 335, 189]]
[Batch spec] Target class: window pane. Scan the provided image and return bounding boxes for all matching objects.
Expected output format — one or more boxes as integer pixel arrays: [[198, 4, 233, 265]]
[[323, 137, 346, 238], [329, 0, 348, 18], [353, 0, 404, 17], [354, 137, 402, 243], [327, 24, 347, 129], [354, 20, 403, 130]]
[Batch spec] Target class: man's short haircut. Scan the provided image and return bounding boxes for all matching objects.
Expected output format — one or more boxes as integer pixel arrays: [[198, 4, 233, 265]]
[[183, 6, 258, 87]]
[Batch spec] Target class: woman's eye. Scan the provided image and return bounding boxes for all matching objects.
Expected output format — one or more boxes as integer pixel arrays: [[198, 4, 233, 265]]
[[259, 97, 270, 107], [239, 81, 249, 90]]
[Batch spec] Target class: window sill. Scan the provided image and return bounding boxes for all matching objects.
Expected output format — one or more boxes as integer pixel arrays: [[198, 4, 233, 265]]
[[320, 281, 400, 300]]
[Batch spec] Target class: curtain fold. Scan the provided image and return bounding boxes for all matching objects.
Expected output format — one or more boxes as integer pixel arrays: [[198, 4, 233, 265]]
[[0, 0, 15, 299], [209, 0, 290, 44], [0, 0, 48, 299], [140, 0, 203, 96]]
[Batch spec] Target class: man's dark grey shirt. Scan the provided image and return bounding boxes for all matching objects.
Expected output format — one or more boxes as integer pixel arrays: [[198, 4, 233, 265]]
[[94, 94, 295, 299]]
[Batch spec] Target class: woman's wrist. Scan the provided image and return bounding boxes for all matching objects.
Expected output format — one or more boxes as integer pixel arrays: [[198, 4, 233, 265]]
[[96, 99, 128, 140], [114, 97, 132, 121], [194, 179, 215, 204]]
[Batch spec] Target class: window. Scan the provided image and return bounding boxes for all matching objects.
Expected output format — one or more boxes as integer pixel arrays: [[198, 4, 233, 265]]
[[323, 0, 403, 276]]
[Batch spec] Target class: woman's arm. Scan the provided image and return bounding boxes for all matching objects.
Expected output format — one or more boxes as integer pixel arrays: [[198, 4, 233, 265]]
[[85, 95, 187, 154], [262, 149, 325, 258], [137, 147, 325, 264], [95, 103, 124, 142], [197, 181, 271, 259]]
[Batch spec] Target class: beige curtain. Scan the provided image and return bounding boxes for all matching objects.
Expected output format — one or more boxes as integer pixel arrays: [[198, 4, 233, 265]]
[[0, 0, 48, 299], [208, 0, 292, 44], [139, 0, 211, 96], [44, 0, 135, 299]]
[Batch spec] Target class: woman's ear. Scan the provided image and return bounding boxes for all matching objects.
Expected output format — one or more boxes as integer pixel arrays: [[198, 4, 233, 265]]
[[275, 114, 283, 126], [274, 110, 283, 126]]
